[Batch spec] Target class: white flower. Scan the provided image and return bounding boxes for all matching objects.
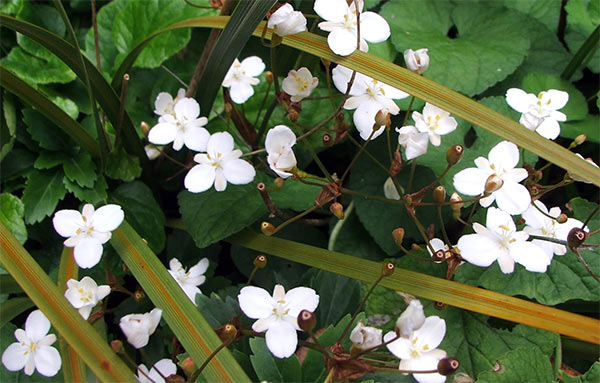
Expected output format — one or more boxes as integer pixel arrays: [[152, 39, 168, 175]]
[[453, 141, 531, 215], [385, 316, 447, 383], [383, 177, 401, 200], [314, 0, 390, 56], [64, 276, 110, 320], [396, 299, 426, 338], [522, 200, 586, 259], [396, 125, 429, 160], [222, 57, 265, 104], [154, 88, 186, 117], [265, 125, 297, 178], [349, 321, 382, 350], [168, 258, 209, 305], [404, 48, 429, 75], [184, 132, 256, 193], [267, 4, 307, 36], [568, 154, 599, 183], [412, 103, 457, 147], [144, 144, 162, 160], [281, 67, 319, 102], [137, 358, 177, 383], [148, 98, 210, 152], [52, 204, 124, 269], [2, 310, 61, 377], [238, 284, 319, 358], [505, 88, 569, 140], [119, 308, 162, 349], [457, 207, 550, 274], [332, 65, 408, 140]]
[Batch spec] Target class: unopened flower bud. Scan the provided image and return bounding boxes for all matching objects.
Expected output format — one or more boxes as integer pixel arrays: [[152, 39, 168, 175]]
[[180, 356, 195, 377], [446, 145, 464, 166], [297, 310, 316, 332], [575, 134, 586, 145], [166, 374, 185, 383], [273, 177, 285, 190], [433, 186, 446, 204], [322, 133, 333, 147], [449, 192, 463, 212], [567, 227, 586, 249], [261, 222, 276, 236], [404, 48, 429, 75], [219, 324, 237, 345], [287, 108, 299, 122], [295, 170, 308, 178], [133, 288, 145, 302], [110, 340, 124, 353], [140, 121, 150, 137], [382, 261, 395, 277], [411, 243, 421, 251], [265, 71, 274, 84], [396, 299, 425, 337], [435, 301, 447, 310], [453, 372, 475, 383], [375, 109, 391, 128], [484, 174, 504, 194], [392, 228, 405, 247], [556, 213, 568, 224], [253, 254, 267, 268], [438, 357, 460, 376], [330, 202, 345, 219]]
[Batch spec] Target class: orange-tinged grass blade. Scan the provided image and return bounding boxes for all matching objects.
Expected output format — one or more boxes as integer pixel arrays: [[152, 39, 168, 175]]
[[110, 221, 250, 383], [227, 229, 600, 345], [0, 222, 134, 382], [57, 247, 87, 383]]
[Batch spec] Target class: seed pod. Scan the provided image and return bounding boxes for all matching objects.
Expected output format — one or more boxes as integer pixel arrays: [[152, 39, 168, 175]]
[[180, 357, 195, 377], [330, 202, 345, 220], [382, 262, 395, 277], [110, 340, 124, 353], [484, 174, 504, 194], [265, 71, 274, 84], [575, 134, 587, 145], [140, 121, 150, 137], [438, 357, 460, 375], [297, 310, 316, 332], [261, 222, 276, 236], [433, 186, 446, 204], [567, 227, 587, 249], [133, 289, 145, 302], [254, 255, 267, 269], [449, 192, 463, 212], [322, 133, 334, 147], [392, 228, 405, 247], [375, 109, 391, 128], [446, 145, 464, 165], [287, 108, 299, 123], [219, 324, 238, 345]]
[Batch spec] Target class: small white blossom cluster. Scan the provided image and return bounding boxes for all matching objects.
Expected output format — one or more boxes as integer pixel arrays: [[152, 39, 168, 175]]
[[506, 88, 569, 140]]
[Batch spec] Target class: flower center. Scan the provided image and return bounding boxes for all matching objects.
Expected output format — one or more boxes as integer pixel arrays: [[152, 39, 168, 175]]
[[272, 299, 290, 318], [498, 224, 516, 248]]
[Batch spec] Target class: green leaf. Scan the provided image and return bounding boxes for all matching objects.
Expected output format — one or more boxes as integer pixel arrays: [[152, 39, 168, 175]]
[[63, 175, 108, 205], [1, 91, 16, 161], [265, 175, 320, 211], [195, 292, 239, 328], [249, 337, 302, 383], [84, 0, 126, 78], [565, 0, 600, 73], [22, 169, 67, 224], [105, 146, 142, 182], [0, 297, 34, 328], [62, 152, 97, 188], [111, 181, 166, 253], [521, 73, 588, 121], [23, 108, 72, 151], [34, 150, 69, 170], [0, 193, 27, 244], [0, 148, 35, 182], [383, 0, 530, 96], [475, 347, 553, 382], [329, 207, 386, 262], [455, 197, 599, 305], [178, 185, 267, 248], [1, 46, 76, 85], [503, 0, 561, 32], [562, 362, 600, 383], [562, 115, 600, 143], [0, 0, 22, 15], [306, 269, 360, 329]]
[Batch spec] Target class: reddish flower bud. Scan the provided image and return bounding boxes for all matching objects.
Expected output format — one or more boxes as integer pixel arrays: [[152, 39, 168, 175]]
[[567, 227, 586, 249], [392, 228, 405, 247], [287, 108, 299, 122], [297, 310, 316, 332], [374, 109, 391, 128], [254, 255, 267, 269], [437, 357, 460, 375], [261, 222, 276, 236], [322, 133, 334, 147], [446, 145, 464, 165], [484, 174, 504, 194], [180, 357, 195, 377], [556, 213, 568, 224], [433, 186, 446, 204], [265, 71, 274, 84], [449, 192, 463, 212], [219, 324, 238, 345], [382, 261, 395, 277], [110, 340, 124, 353], [330, 202, 345, 220]]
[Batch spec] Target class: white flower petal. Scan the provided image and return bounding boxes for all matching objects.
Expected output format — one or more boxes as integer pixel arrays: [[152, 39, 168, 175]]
[[2, 343, 29, 371], [26, 310, 51, 343], [510, 242, 550, 272], [535, 118, 561, 140], [223, 159, 256, 185], [284, 287, 320, 319], [327, 28, 360, 56], [453, 167, 489, 196], [238, 286, 275, 319], [497, 252, 515, 273], [230, 82, 255, 104], [92, 204, 124, 232], [488, 141, 519, 171], [241, 56, 266, 77], [265, 320, 298, 358], [174, 98, 200, 121], [457, 233, 500, 267], [494, 181, 531, 215], [314, 0, 348, 23], [148, 122, 177, 145], [184, 164, 215, 193], [414, 316, 445, 349], [32, 346, 61, 377], [411, 350, 448, 383], [183, 127, 210, 152], [52, 210, 83, 238], [73, 237, 103, 269], [384, 331, 411, 360], [505, 88, 532, 113], [359, 12, 390, 43]]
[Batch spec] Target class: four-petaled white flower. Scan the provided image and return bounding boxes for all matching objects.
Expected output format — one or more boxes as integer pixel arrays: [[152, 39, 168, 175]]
[[148, 97, 210, 152], [168, 258, 209, 305], [119, 308, 162, 349], [184, 132, 256, 193], [396, 125, 429, 160], [383, 177, 401, 200], [265, 125, 297, 178], [457, 207, 550, 274], [522, 200, 586, 260], [505, 88, 569, 140], [412, 103, 457, 147], [453, 141, 531, 215], [281, 67, 319, 102], [395, 299, 426, 338], [64, 276, 110, 320], [332, 65, 408, 140], [238, 284, 319, 358], [350, 321, 382, 351], [314, 0, 390, 56], [154, 88, 186, 117], [2, 310, 61, 377], [53, 204, 124, 269], [568, 154, 599, 184], [222, 57, 266, 104], [268, 4, 307, 37], [137, 358, 177, 383], [404, 48, 429, 75], [385, 315, 447, 383]]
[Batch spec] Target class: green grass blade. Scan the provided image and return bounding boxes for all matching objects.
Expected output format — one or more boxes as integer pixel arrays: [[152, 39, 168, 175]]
[[0, 222, 134, 382], [562, 25, 600, 80], [0, 15, 147, 169], [110, 221, 250, 383], [227, 229, 600, 345], [0, 65, 100, 158]]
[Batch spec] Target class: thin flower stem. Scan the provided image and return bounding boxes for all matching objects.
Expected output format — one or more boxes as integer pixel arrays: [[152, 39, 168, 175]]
[[323, 367, 336, 383], [271, 203, 328, 235], [554, 335, 562, 381], [189, 342, 228, 382], [386, 126, 393, 165], [324, 60, 338, 111], [119, 349, 157, 383], [411, 165, 452, 200], [270, 46, 281, 95], [411, 213, 436, 254], [91, 0, 101, 72], [308, 328, 334, 359], [373, 367, 439, 374], [253, 81, 272, 128], [340, 187, 403, 205], [160, 64, 189, 88], [240, 148, 267, 158], [246, 266, 260, 287], [340, 129, 375, 184], [573, 248, 600, 283], [588, 227, 600, 237], [348, 333, 400, 360], [417, 195, 484, 206], [582, 204, 599, 229], [257, 98, 278, 143], [154, 146, 188, 168], [115, 73, 129, 148], [437, 205, 451, 245], [345, 134, 395, 181], [303, 142, 334, 182], [407, 159, 417, 193]]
